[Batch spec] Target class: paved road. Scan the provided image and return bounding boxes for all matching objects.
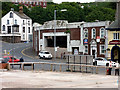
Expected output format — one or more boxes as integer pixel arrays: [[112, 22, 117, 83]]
[[1, 41, 118, 76]]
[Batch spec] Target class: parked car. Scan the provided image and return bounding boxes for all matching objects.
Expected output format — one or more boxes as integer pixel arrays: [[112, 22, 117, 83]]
[[93, 57, 116, 67], [0, 58, 9, 63], [39, 51, 52, 59], [3, 56, 20, 63]]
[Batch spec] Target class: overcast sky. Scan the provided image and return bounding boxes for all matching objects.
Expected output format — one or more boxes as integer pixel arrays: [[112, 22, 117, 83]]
[[53, 0, 96, 3]]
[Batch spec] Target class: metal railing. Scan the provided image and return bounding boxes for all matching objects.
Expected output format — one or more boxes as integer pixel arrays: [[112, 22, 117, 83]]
[[8, 62, 120, 75]]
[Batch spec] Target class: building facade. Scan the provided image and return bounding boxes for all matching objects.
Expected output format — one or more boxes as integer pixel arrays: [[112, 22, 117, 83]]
[[106, 2, 120, 63], [33, 20, 110, 58], [1, 6, 32, 42], [11, 0, 47, 8]]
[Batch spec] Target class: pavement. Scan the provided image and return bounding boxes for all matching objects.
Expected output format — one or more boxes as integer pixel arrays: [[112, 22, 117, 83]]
[[21, 47, 39, 59], [0, 70, 119, 88]]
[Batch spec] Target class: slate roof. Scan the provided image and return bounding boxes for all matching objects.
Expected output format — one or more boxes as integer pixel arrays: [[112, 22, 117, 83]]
[[106, 20, 120, 30], [13, 11, 31, 19], [106, 2, 120, 31]]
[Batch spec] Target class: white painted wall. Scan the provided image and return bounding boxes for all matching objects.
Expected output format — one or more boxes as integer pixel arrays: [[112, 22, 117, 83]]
[[1, 11, 32, 41]]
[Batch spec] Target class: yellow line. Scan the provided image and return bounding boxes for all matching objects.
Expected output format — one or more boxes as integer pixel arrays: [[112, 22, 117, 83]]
[[21, 47, 35, 59]]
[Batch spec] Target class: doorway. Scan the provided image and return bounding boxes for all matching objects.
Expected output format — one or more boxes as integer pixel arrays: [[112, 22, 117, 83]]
[[111, 46, 120, 63], [91, 45, 97, 58], [72, 47, 79, 55], [92, 50, 96, 58], [8, 26, 11, 34]]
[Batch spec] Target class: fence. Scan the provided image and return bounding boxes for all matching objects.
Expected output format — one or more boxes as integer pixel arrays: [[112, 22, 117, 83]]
[[65, 54, 93, 72], [8, 62, 120, 75]]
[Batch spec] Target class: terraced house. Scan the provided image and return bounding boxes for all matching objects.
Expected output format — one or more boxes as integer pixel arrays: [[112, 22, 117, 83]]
[[106, 1, 120, 63]]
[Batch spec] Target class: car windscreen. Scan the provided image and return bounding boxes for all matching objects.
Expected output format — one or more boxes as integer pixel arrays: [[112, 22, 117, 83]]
[[10, 57, 16, 60], [95, 58, 103, 61], [44, 52, 50, 54]]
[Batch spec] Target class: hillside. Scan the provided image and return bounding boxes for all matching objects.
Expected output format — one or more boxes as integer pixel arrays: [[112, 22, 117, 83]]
[[2, 2, 116, 24]]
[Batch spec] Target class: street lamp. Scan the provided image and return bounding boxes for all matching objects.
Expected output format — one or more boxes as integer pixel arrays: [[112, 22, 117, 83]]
[[54, 9, 67, 61]]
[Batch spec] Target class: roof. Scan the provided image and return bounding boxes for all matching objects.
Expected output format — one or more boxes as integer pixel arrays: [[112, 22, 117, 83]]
[[106, 2, 120, 31], [106, 20, 120, 30], [13, 11, 31, 19]]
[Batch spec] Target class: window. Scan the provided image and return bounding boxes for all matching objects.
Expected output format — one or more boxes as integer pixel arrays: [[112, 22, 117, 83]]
[[28, 27, 30, 33], [85, 45, 88, 54], [100, 45, 105, 54], [14, 27, 19, 32], [84, 28, 88, 38], [43, 2, 46, 6], [15, 19, 17, 24], [23, 27, 25, 33], [100, 28, 105, 38], [23, 34, 25, 39], [113, 33, 119, 40], [28, 21, 30, 25], [23, 20, 25, 25], [7, 20, 9, 24], [92, 28, 96, 39], [2, 25, 5, 31], [10, 12, 13, 18]]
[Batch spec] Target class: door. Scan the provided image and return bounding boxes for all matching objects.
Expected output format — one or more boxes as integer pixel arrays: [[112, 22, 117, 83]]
[[8, 26, 11, 34], [92, 50, 95, 58]]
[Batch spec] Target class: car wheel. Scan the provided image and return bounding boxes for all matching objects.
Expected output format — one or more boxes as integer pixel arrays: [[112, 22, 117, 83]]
[[106, 63, 109, 66], [95, 61, 97, 66], [43, 56, 45, 59], [39, 55, 42, 59]]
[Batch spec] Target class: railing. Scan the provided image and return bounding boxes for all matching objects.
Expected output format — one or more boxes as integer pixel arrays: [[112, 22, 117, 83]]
[[8, 62, 120, 75]]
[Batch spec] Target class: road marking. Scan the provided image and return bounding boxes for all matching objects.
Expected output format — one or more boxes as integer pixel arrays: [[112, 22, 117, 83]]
[[21, 47, 35, 59]]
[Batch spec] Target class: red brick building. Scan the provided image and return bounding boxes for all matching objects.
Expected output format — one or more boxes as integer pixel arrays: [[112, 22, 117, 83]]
[[33, 20, 110, 58], [12, 0, 47, 8]]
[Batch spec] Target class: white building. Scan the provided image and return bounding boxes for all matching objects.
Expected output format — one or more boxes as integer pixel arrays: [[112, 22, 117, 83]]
[[1, 6, 32, 42]]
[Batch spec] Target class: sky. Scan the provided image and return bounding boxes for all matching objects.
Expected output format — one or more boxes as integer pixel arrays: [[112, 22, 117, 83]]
[[53, 0, 96, 4]]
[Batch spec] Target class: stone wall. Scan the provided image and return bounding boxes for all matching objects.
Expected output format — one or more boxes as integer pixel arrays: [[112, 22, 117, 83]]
[[2, 36, 21, 43]]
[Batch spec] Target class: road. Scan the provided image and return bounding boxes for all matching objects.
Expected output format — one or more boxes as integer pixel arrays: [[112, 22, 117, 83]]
[[1, 41, 118, 75], [1, 41, 67, 71]]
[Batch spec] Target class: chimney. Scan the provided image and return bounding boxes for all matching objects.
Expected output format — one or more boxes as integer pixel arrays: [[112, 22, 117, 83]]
[[19, 6, 23, 14], [117, 1, 120, 26]]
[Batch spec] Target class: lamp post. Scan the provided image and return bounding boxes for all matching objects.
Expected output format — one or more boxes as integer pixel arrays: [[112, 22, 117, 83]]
[[11, 8, 14, 66], [54, 9, 67, 61]]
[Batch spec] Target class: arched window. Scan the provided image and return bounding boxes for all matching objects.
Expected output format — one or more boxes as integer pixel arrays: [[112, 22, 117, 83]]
[[84, 28, 88, 38], [92, 28, 96, 39], [3, 25, 5, 31], [100, 27, 105, 38], [10, 12, 13, 18]]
